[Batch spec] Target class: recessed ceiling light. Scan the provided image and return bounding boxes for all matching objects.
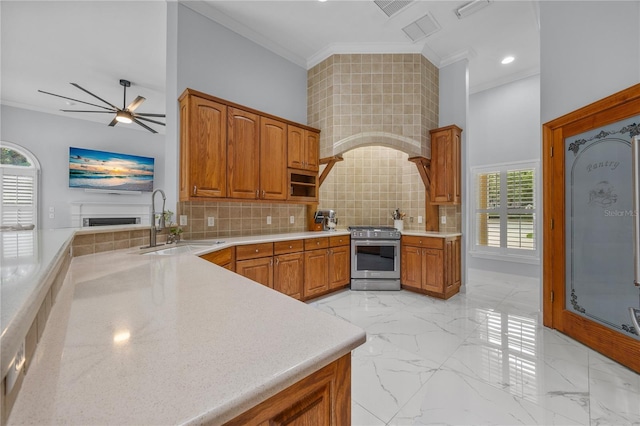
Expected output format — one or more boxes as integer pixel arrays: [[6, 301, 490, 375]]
[[501, 56, 515, 65]]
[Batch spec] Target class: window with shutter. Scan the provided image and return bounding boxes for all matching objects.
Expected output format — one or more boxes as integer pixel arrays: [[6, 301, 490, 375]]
[[472, 161, 539, 262], [1, 142, 40, 229]]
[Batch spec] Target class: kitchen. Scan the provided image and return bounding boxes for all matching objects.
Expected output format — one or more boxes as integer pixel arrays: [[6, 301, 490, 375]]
[[2, 1, 640, 425]]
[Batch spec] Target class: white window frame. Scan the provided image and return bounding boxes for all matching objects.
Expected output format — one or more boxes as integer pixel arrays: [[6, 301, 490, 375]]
[[469, 160, 540, 265], [1, 141, 40, 229]]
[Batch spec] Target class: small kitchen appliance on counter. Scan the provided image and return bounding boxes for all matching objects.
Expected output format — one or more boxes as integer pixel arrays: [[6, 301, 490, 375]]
[[314, 210, 338, 231], [349, 225, 401, 290]]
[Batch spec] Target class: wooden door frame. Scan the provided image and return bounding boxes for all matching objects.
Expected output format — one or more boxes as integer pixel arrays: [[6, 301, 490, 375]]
[[543, 83, 640, 373]]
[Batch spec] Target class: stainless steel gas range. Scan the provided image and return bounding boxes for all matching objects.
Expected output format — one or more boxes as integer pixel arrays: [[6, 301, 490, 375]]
[[348, 226, 401, 291]]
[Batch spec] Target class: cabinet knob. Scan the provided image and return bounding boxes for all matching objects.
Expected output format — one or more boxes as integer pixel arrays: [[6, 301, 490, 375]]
[[193, 185, 197, 195], [256, 189, 260, 198], [316, 241, 320, 245], [289, 245, 292, 249], [255, 249, 259, 253], [262, 190, 265, 198], [419, 240, 423, 244]]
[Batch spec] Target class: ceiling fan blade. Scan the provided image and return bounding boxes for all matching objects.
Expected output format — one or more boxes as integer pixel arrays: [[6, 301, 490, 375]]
[[134, 113, 166, 117], [60, 110, 115, 113], [134, 116, 166, 126], [70, 83, 119, 110], [132, 118, 158, 134], [38, 90, 115, 111], [108, 117, 119, 127], [126, 96, 146, 112]]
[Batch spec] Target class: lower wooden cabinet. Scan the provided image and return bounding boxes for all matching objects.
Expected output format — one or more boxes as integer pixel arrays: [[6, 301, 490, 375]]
[[236, 256, 273, 288], [223, 353, 351, 426], [328, 245, 350, 290], [304, 248, 330, 298], [200, 236, 351, 301], [274, 252, 304, 300], [199, 247, 235, 271], [400, 235, 461, 299]]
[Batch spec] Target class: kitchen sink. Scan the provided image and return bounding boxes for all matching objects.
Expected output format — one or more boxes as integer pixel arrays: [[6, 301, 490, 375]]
[[142, 241, 225, 256]]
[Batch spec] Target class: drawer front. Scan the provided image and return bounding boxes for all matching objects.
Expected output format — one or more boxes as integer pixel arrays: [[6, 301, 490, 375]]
[[236, 242, 274, 260], [329, 235, 350, 247], [200, 247, 233, 266], [402, 235, 444, 250], [274, 239, 304, 255], [304, 237, 329, 250]]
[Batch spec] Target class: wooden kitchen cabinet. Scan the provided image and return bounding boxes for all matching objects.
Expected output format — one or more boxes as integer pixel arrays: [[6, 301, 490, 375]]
[[400, 235, 461, 299], [224, 353, 351, 426], [274, 252, 304, 300], [178, 89, 320, 204], [227, 107, 260, 199], [236, 242, 274, 288], [199, 247, 235, 271], [260, 117, 288, 200], [273, 239, 304, 300], [179, 95, 227, 199], [288, 125, 319, 172], [304, 248, 329, 298], [328, 236, 350, 290], [430, 125, 462, 205]]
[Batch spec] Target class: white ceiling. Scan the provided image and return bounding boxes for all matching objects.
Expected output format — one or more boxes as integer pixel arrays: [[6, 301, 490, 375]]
[[1, 0, 539, 131]]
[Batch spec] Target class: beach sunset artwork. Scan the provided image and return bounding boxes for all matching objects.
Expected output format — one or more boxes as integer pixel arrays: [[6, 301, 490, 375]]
[[69, 147, 154, 192]]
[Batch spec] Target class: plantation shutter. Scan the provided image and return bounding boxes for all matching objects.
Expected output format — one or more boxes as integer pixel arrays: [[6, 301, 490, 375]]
[[506, 169, 535, 250], [476, 171, 500, 248], [1, 169, 36, 227]]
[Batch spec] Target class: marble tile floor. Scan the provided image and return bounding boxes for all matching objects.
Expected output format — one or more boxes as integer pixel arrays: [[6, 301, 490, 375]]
[[308, 269, 640, 426]]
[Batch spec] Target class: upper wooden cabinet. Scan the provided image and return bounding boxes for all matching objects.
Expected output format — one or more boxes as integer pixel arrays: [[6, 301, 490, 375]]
[[260, 117, 288, 201], [228, 107, 260, 199], [430, 125, 462, 205], [288, 125, 319, 172], [179, 96, 227, 199], [178, 89, 320, 203]]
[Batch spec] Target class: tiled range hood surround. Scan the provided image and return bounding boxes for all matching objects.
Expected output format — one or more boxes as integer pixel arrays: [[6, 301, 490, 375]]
[[309, 54, 460, 232]]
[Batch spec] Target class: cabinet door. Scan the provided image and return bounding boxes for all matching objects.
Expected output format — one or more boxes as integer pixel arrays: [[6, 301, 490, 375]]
[[328, 245, 350, 290], [304, 249, 329, 298], [423, 248, 444, 293], [274, 252, 304, 300], [400, 245, 423, 290], [445, 238, 462, 290], [236, 257, 273, 288], [181, 96, 227, 199], [305, 130, 320, 171], [287, 125, 305, 169], [260, 117, 288, 200], [228, 107, 260, 199], [430, 126, 461, 205]]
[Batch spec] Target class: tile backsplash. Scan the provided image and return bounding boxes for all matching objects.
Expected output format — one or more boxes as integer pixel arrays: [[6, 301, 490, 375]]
[[178, 202, 307, 240]]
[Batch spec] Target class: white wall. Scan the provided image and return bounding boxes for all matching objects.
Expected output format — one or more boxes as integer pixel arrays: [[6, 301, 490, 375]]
[[1, 105, 166, 229], [467, 74, 541, 277], [540, 1, 640, 123], [439, 59, 469, 288], [163, 4, 308, 210]]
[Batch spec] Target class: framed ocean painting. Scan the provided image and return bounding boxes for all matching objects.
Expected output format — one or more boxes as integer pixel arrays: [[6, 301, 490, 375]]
[[69, 147, 154, 192]]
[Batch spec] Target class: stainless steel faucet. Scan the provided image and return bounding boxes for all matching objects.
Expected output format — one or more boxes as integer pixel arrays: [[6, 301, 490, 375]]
[[143, 189, 166, 249]]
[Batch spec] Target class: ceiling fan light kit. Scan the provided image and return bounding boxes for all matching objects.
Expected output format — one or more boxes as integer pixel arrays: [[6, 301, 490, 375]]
[[38, 79, 165, 134]]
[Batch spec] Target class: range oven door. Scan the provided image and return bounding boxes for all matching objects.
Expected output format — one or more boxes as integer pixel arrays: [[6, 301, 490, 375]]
[[351, 239, 400, 279]]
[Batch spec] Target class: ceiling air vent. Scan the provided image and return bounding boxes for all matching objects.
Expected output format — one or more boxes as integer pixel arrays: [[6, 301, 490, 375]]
[[402, 13, 440, 42], [374, 0, 414, 18]]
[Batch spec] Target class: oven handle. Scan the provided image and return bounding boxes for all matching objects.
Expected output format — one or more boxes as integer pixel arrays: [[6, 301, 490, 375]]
[[351, 239, 401, 247]]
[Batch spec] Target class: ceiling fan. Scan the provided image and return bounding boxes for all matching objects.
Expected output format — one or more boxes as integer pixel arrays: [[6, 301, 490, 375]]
[[38, 79, 165, 134]]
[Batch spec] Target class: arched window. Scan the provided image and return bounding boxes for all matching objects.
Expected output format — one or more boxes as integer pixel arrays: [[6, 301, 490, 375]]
[[1, 141, 40, 229]]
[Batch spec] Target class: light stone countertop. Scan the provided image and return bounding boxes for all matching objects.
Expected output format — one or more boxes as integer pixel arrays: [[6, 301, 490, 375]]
[[6, 229, 366, 425], [400, 230, 462, 238]]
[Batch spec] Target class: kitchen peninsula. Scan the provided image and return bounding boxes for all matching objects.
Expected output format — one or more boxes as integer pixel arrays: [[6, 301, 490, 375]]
[[2, 228, 366, 425]]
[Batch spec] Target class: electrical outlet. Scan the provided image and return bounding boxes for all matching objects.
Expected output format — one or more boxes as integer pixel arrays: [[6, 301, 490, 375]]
[[289, 215, 295, 224], [49, 213, 55, 219], [49, 206, 55, 213], [418, 216, 423, 224], [179, 215, 188, 226], [207, 217, 215, 227], [441, 216, 447, 224], [266, 216, 272, 225]]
